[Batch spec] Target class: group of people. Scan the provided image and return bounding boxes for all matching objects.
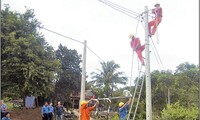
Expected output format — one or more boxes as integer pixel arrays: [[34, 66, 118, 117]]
[[130, 2, 162, 65], [79, 98, 131, 120], [41, 101, 64, 120]]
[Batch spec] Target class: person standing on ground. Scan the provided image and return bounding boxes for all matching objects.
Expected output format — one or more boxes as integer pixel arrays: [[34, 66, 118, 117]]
[[48, 102, 54, 120], [55, 101, 64, 120], [41, 101, 49, 120], [80, 98, 99, 120], [1, 100, 7, 118], [118, 98, 131, 120]]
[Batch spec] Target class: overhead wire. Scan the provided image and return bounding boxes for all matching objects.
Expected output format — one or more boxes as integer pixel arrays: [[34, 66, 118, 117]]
[[99, 0, 140, 16], [98, 0, 142, 21], [39, 26, 84, 44], [86, 46, 104, 62], [40, 26, 105, 63]]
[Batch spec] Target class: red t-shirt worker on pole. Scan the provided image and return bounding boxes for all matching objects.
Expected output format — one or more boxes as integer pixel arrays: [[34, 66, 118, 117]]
[[129, 34, 145, 65], [148, 2, 163, 36]]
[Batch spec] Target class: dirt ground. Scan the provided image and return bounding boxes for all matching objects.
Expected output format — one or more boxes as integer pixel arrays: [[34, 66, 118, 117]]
[[10, 107, 44, 120], [10, 107, 79, 120]]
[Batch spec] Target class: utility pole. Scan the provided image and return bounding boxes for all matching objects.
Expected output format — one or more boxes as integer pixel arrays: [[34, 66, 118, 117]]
[[79, 40, 87, 120], [144, 6, 152, 120]]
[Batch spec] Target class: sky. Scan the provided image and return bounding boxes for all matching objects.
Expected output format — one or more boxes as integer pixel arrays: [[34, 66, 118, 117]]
[[1, 0, 199, 86]]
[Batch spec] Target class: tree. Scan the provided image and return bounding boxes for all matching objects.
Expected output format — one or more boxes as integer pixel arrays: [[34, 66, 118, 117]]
[[90, 61, 128, 97], [1, 5, 60, 99], [53, 44, 81, 104], [161, 102, 198, 120]]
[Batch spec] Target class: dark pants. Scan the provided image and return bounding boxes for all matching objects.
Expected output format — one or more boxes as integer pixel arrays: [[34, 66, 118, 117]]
[[48, 113, 53, 120], [1, 112, 6, 118], [42, 113, 49, 120]]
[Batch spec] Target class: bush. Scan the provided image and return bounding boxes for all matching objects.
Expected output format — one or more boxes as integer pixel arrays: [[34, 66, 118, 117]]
[[161, 102, 198, 120]]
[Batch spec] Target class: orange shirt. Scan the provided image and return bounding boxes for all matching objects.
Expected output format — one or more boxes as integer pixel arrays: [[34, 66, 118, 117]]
[[80, 104, 95, 120]]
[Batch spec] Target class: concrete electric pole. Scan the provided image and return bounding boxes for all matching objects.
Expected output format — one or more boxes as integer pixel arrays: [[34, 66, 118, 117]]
[[144, 6, 152, 120], [79, 40, 87, 119]]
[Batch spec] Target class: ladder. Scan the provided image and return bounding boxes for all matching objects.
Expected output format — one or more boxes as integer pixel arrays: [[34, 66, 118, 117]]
[[127, 64, 145, 120]]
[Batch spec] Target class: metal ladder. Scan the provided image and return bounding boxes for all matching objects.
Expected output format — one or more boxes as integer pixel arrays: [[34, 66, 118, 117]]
[[127, 64, 145, 120]]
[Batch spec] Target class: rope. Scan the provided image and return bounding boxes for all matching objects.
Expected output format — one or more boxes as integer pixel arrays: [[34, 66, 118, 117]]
[[129, 52, 134, 89], [155, 17, 160, 44], [150, 40, 162, 70], [134, 15, 140, 36], [150, 37, 165, 70], [142, 20, 165, 69]]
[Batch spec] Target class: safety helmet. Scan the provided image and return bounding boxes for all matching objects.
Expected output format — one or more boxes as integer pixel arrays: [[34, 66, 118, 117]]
[[129, 34, 134, 39], [154, 2, 160, 7], [119, 102, 124, 107], [80, 100, 87, 106]]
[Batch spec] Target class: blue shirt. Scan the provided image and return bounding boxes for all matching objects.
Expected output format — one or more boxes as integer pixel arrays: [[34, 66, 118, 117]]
[[41, 105, 49, 115], [48, 105, 54, 113], [1, 117, 11, 120], [1, 104, 7, 112], [119, 104, 129, 120]]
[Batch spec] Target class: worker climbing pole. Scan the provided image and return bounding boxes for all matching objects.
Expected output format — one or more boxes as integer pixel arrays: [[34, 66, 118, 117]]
[[148, 2, 163, 44], [97, 1, 164, 120], [129, 34, 145, 66]]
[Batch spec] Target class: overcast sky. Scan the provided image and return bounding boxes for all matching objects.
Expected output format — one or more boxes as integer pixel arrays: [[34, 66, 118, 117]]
[[2, 0, 199, 86]]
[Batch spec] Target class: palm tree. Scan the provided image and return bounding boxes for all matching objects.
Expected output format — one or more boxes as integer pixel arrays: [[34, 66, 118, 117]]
[[90, 61, 128, 97]]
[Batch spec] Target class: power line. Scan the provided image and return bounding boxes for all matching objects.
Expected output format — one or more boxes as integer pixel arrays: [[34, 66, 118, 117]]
[[99, 0, 140, 16], [98, 0, 142, 21], [39, 26, 84, 44], [40, 26, 105, 62], [86, 46, 104, 62]]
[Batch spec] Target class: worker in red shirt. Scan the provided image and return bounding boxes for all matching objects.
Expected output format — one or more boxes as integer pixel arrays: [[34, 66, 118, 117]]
[[80, 98, 99, 120], [148, 2, 163, 36], [129, 34, 145, 65]]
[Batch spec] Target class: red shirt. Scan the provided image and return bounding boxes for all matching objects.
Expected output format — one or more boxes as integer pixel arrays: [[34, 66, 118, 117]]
[[130, 37, 141, 50], [80, 104, 95, 120], [152, 7, 162, 17]]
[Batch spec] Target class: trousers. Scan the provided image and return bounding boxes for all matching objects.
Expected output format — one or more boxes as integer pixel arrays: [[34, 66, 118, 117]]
[[135, 45, 145, 64], [148, 17, 162, 35]]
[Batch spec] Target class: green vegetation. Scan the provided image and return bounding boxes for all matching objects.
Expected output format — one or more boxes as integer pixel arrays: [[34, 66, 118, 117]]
[[1, 4, 199, 120], [1, 5, 81, 106]]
